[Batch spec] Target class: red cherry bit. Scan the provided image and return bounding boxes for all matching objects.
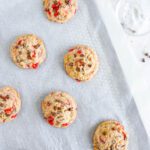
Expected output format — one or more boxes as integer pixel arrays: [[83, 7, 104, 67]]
[[4, 108, 12, 114], [11, 114, 17, 119], [69, 49, 74, 52], [18, 40, 22, 45], [32, 63, 39, 69], [62, 123, 69, 127], [32, 51, 36, 58], [77, 50, 82, 54], [48, 116, 54, 126], [122, 131, 127, 140]]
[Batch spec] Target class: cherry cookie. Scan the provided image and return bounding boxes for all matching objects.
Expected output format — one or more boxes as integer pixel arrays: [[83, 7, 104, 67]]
[[41, 91, 77, 128], [10, 34, 46, 69], [64, 45, 99, 82], [43, 0, 77, 23], [93, 120, 128, 150], [0, 87, 21, 123]]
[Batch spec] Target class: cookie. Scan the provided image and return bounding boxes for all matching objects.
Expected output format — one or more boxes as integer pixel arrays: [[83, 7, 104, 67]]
[[43, 0, 77, 23], [10, 34, 46, 69], [0, 87, 21, 123], [64, 45, 99, 82], [93, 120, 128, 150], [41, 91, 77, 128]]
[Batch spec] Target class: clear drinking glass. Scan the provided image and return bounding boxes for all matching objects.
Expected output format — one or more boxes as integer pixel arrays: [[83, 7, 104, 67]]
[[116, 0, 150, 36]]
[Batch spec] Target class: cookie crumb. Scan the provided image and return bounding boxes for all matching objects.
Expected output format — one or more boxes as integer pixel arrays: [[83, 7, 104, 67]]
[[144, 53, 149, 57], [141, 58, 145, 63]]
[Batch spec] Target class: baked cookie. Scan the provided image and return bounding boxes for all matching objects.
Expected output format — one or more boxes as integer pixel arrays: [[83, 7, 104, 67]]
[[0, 87, 21, 123], [64, 45, 99, 82], [10, 34, 46, 69], [43, 0, 77, 23], [93, 120, 128, 150], [41, 91, 77, 128]]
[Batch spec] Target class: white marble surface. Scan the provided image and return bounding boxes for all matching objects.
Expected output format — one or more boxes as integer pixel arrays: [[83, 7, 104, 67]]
[[96, 0, 150, 137]]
